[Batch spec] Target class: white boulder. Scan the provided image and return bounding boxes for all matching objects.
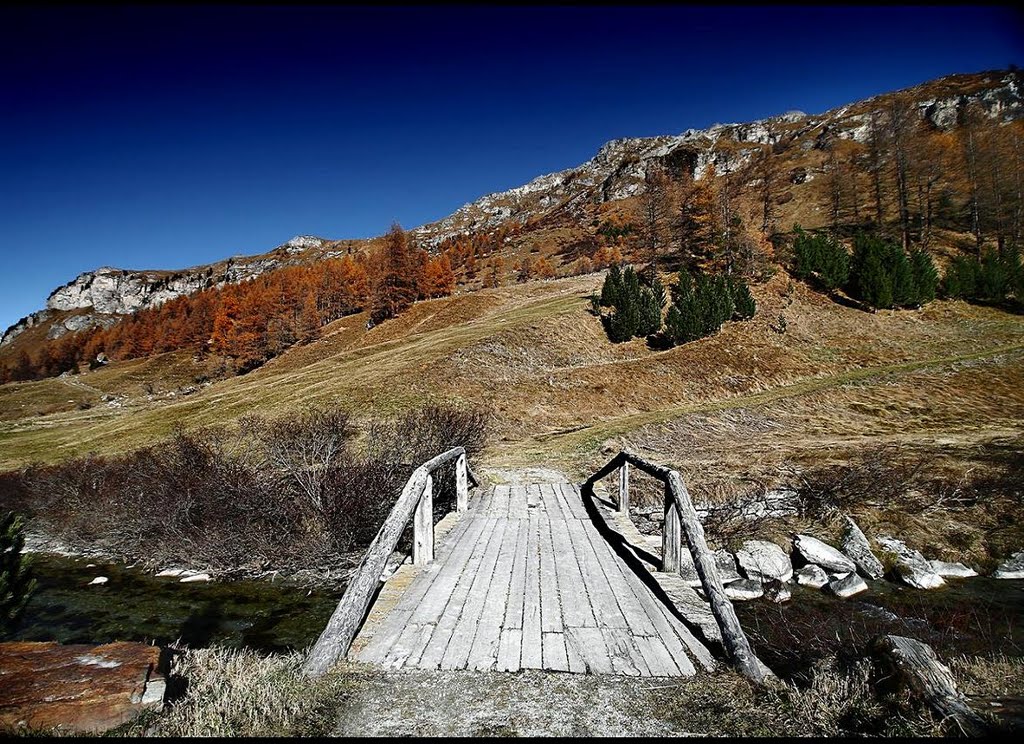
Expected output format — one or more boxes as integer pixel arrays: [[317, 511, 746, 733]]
[[840, 516, 884, 579], [829, 573, 868, 598], [876, 536, 945, 589], [993, 551, 1024, 579], [180, 573, 211, 583], [736, 539, 793, 582], [723, 579, 764, 601], [88, 576, 108, 586], [793, 534, 857, 574], [795, 564, 829, 588]]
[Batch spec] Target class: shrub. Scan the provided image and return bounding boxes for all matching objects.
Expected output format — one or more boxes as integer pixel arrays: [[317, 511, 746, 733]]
[[909, 247, 939, 303], [1, 405, 489, 572], [662, 269, 753, 347], [1, 511, 36, 638], [943, 248, 1023, 304]]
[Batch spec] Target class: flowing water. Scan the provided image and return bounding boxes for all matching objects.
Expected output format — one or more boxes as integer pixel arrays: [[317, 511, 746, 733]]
[[10, 554, 345, 653]]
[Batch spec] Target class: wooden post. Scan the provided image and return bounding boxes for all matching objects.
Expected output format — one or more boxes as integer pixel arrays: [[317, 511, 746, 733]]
[[617, 461, 629, 515], [662, 483, 682, 573], [456, 453, 469, 513], [414, 475, 434, 565]]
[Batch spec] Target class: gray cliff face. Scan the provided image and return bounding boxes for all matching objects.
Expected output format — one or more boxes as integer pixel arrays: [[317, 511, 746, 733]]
[[413, 71, 1022, 247], [2, 236, 327, 346]]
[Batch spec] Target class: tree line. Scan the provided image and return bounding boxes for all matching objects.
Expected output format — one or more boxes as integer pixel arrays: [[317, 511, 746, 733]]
[[0, 225, 455, 382]]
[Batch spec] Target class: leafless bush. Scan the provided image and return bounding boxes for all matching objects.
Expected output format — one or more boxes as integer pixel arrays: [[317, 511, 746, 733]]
[[0, 404, 490, 574]]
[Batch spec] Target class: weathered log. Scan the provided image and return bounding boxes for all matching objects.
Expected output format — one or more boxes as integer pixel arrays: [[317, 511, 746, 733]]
[[666, 470, 769, 684], [871, 635, 988, 736], [303, 466, 430, 676], [303, 446, 474, 676]]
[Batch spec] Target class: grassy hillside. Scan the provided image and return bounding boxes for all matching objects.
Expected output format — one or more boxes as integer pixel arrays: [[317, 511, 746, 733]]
[[2, 269, 1022, 482]]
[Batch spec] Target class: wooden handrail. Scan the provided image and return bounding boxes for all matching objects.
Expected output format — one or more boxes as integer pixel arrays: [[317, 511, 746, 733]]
[[584, 449, 768, 684], [303, 446, 475, 677]]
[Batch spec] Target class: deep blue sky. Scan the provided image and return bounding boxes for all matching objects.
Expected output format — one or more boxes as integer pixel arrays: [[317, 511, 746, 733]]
[[1, 5, 1021, 330]]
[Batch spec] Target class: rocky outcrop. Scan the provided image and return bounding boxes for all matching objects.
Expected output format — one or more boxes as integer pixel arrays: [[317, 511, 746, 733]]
[[0, 641, 165, 734], [829, 573, 869, 598], [928, 561, 978, 578], [736, 539, 793, 583], [877, 536, 945, 589], [793, 534, 857, 574], [841, 515, 885, 580], [993, 551, 1024, 579], [4, 236, 329, 345], [795, 564, 829, 588]]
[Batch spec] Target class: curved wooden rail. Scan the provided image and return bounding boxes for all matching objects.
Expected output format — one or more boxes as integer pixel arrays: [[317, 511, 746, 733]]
[[583, 450, 768, 683], [303, 446, 478, 677]]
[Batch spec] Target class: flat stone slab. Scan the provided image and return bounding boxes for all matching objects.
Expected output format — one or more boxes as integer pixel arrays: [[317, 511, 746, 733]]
[[0, 641, 165, 734], [829, 573, 868, 598], [876, 536, 945, 590], [723, 579, 763, 601], [928, 561, 978, 578], [994, 551, 1024, 579], [793, 534, 856, 574]]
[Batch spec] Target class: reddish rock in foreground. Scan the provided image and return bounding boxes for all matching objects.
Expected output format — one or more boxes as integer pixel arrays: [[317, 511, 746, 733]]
[[0, 641, 165, 734]]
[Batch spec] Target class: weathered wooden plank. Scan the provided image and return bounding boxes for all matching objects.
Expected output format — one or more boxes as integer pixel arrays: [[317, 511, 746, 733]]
[[632, 635, 681, 677], [602, 627, 649, 677], [563, 628, 588, 673], [548, 517, 597, 628], [467, 515, 520, 671], [565, 626, 612, 675], [565, 518, 628, 628], [541, 632, 569, 672], [406, 515, 489, 623], [353, 608, 414, 664], [526, 484, 542, 511], [521, 511, 543, 669], [496, 628, 523, 673], [439, 518, 509, 670], [381, 622, 434, 669], [415, 517, 499, 668], [538, 515, 563, 633], [662, 486, 683, 573], [542, 483, 569, 521], [558, 483, 589, 521], [491, 484, 511, 516], [503, 518, 529, 630], [577, 511, 657, 636], [508, 485, 529, 518]]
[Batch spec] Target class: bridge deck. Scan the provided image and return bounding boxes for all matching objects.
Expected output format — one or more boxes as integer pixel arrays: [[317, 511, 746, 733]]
[[350, 483, 714, 676]]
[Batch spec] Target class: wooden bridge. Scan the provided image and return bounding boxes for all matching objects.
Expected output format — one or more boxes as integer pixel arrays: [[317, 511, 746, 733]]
[[302, 448, 768, 683]]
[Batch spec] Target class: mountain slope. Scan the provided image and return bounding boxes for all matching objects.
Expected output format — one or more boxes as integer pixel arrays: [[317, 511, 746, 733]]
[[3, 68, 1020, 352]]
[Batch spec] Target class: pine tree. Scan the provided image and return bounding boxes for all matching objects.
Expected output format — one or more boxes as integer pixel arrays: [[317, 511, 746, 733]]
[[1, 512, 35, 638], [887, 242, 919, 307], [600, 264, 622, 307], [909, 247, 938, 304], [730, 277, 757, 320]]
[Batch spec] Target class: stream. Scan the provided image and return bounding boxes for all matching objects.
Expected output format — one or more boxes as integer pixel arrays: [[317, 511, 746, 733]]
[[9, 554, 345, 654]]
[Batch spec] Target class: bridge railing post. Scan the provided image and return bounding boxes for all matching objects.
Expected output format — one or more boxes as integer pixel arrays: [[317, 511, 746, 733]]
[[413, 474, 434, 565], [617, 461, 629, 516], [662, 480, 683, 573], [456, 453, 469, 513]]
